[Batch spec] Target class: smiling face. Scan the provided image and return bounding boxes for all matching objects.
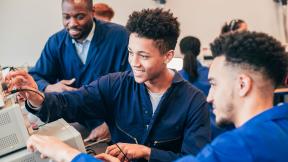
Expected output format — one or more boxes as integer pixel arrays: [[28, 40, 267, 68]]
[[62, 0, 93, 42], [128, 33, 172, 84], [207, 56, 237, 127]]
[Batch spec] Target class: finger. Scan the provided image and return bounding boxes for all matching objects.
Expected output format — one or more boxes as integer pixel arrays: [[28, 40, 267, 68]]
[[116, 151, 125, 162], [8, 76, 35, 91], [106, 146, 121, 157], [84, 133, 98, 143], [95, 153, 120, 162], [5, 70, 28, 81], [26, 135, 47, 153], [16, 85, 42, 101], [60, 78, 76, 85], [62, 85, 78, 91], [7, 76, 26, 90], [40, 153, 48, 159], [26, 142, 36, 152], [106, 144, 117, 153]]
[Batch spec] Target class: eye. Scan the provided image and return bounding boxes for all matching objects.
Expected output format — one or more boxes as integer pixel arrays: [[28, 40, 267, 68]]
[[76, 14, 85, 20], [128, 51, 134, 56], [140, 55, 149, 60], [63, 15, 70, 20], [209, 82, 216, 87]]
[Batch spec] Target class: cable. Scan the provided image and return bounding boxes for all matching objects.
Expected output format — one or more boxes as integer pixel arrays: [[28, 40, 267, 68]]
[[3, 86, 50, 128], [1, 82, 44, 100], [1, 66, 17, 71], [115, 143, 130, 162], [8, 88, 45, 100]]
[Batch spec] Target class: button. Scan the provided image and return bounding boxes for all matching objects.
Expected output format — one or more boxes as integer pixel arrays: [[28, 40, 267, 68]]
[[145, 110, 148, 114]]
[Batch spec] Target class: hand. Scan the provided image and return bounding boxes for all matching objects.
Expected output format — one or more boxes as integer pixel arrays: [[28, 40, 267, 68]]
[[106, 143, 151, 161], [26, 135, 80, 162], [5, 70, 44, 107], [45, 78, 77, 93], [16, 93, 26, 103], [95, 153, 120, 162], [84, 122, 111, 142]]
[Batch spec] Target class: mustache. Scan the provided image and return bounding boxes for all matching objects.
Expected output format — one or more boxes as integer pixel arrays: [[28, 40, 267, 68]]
[[133, 69, 145, 72], [67, 26, 82, 31]]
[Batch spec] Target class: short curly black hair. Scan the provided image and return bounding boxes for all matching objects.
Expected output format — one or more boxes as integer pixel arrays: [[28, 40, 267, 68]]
[[210, 31, 288, 87], [126, 8, 180, 54]]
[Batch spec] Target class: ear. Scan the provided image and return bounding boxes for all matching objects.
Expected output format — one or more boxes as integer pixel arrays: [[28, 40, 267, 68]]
[[164, 50, 175, 64], [238, 74, 252, 97]]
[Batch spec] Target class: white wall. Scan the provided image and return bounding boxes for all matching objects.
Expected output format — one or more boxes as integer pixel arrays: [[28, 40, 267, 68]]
[[166, 0, 285, 56], [0, 0, 285, 66]]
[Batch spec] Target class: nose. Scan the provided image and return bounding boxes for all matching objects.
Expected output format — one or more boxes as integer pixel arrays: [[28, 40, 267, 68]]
[[206, 90, 213, 104], [68, 17, 79, 28], [129, 54, 140, 67]]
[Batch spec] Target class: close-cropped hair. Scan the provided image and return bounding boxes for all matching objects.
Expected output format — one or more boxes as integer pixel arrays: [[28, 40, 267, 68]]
[[62, 0, 93, 11], [126, 8, 180, 54], [210, 31, 288, 87]]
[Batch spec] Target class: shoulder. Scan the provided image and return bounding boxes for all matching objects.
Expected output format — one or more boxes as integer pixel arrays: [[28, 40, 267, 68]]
[[201, 131, 253, 161], [174, 73, 208, 111], [92, 71, 134, 88], [46, 29, 69, 44], [178, 69, 188, 79]]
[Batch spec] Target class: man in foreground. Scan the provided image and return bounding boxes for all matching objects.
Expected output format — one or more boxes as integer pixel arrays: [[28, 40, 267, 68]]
[[176, 31, 288, 161]]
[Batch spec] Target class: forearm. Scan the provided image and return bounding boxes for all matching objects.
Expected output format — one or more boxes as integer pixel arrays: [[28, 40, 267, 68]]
[[25, 89, 105, 124], [25, 93, 67, 122]]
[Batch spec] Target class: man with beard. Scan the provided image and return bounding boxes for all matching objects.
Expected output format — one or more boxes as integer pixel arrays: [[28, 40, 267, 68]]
[[28, 0, 130, 142], [176, 31, 288, 161]]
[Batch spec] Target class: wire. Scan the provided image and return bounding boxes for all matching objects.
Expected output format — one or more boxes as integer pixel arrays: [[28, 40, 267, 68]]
[[85, 147, 96, 155], [9, 88, 45, 100], [85, 138, 110, 147], [5, 88, 50, 127], [115, 143, 130, 162], [1, 66, 17, 71]]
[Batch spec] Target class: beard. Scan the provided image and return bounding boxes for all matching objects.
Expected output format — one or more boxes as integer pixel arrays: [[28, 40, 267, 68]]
[[216, 118, 234, 128], [216, 97, 235, 128]]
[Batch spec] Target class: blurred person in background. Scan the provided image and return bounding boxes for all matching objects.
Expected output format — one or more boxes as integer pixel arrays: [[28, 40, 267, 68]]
[[93, 3, 114, 22], [220, 19, 248, 35]]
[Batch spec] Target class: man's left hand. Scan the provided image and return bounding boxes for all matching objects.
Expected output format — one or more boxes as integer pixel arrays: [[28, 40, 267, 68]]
[[106, 143, 151, 161]]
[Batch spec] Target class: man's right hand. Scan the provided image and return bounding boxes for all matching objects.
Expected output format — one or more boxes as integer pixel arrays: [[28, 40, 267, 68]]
[[5, 70, 44, 107], [84, 122, 111, 142], [45, 78, 77, 93], [27, 135, 80, 162]]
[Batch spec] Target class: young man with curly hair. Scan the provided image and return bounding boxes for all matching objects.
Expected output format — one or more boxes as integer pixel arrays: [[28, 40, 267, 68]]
[[176, 31, 288, 161], [7, 8, 210, 162]]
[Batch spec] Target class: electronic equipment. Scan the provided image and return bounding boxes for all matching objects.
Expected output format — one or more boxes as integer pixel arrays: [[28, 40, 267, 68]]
[[0, 104, 29, 157], [0, 67, 86, 162], [1, 118, 86, 162]]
